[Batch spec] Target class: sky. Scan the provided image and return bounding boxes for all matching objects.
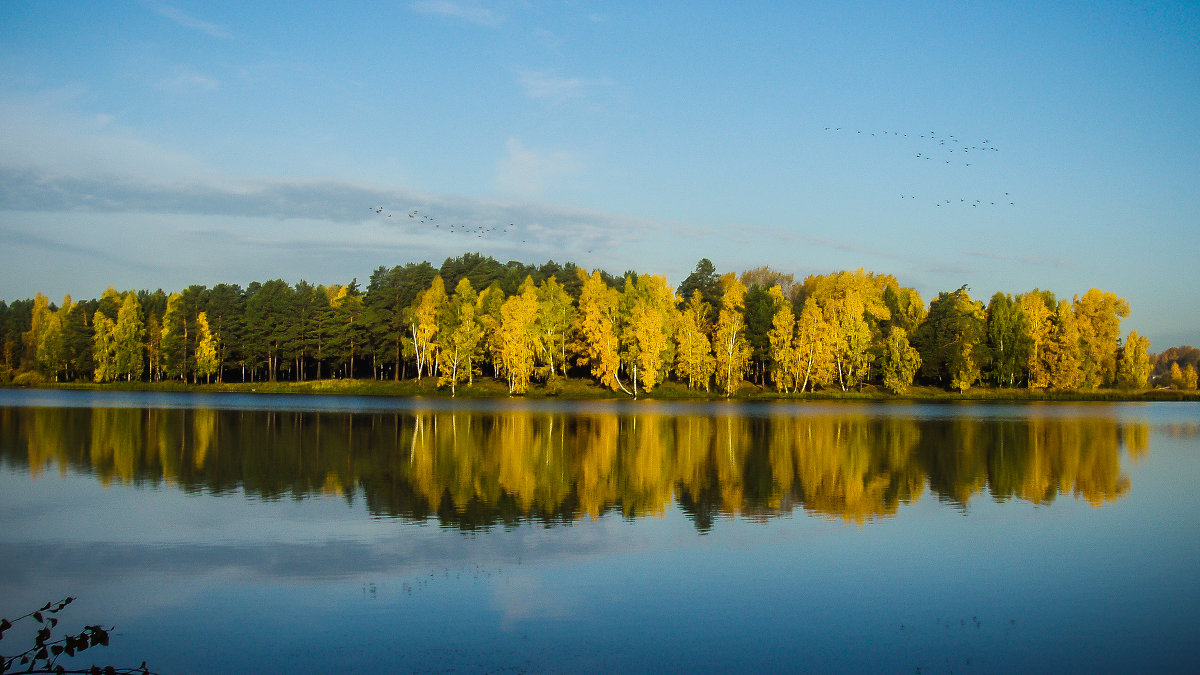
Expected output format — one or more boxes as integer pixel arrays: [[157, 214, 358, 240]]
[[1, 1, 1197, 347]]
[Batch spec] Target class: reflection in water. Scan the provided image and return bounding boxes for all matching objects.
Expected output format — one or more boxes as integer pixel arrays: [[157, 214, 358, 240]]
[[0, 405, 1145, 529]]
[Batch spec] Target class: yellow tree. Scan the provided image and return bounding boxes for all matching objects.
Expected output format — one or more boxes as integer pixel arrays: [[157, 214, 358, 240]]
[[537, 276, 575, 377], [438, 278, 483, 395], [475, 284, 506, 381], [1048, 299, 1083, 389], [112, 292, 145, 381], [880, 326, 922, 394], [35, 296, 70, 380], [573, 269, 629, 394], [674, 291, 715, 391], [92, 311, 116, 382], [1167, 362, 1185, 389], [713, 273, 751, 396], [794, 299, 835, 391], [1019, 291, 1055, 389], [1072, 288, 1130, 388], [408, 275, 448, 379], [620, 274, 677, 395], [194, 312, 219, 383], [1170, 362, 1200, 390], [498, 282, 541, 394], [1116, 330, 1150, 389], [22, 292, 53, 367], [801, 270, 890, 391], [765, 285, 798, 392]]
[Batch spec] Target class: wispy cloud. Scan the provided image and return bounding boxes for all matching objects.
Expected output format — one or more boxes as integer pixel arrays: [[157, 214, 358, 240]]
[[517, 69, 613, 107], [145, 1, 233, 39], [495, 138, 580, 197], [965, 249, 1070, 267], [0, 94, 211, 182], [409, 0, 503, 27], [158, 69, 220, 94]]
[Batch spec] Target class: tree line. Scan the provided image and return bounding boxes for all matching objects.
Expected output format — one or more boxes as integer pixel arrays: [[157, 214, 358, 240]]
[[0, 253, 1187, 394]]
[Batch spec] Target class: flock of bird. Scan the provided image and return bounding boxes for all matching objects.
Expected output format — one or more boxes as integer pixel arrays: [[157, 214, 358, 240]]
[[369, 206, 525, 241], [823, 125, 1016, 208], [823, 126, 1002, 166]]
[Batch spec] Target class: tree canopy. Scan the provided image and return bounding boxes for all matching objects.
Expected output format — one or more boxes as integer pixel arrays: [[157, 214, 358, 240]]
[[0, 252, 1163, 395]]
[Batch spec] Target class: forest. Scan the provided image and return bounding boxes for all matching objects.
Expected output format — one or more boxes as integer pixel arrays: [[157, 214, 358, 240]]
[[0, 253, 1194, 396]]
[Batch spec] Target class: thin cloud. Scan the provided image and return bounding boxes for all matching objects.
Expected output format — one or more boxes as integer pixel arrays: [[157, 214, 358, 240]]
[[0, 224, 158, 273], [495, 138, 580, 197], [965, 249, 1071, 267], [145, 1, 233, 39], [519, 70, 587, 101], [0, 166, 653, 256], [409, 0, 503, 27], [159, 70, 220, 94]]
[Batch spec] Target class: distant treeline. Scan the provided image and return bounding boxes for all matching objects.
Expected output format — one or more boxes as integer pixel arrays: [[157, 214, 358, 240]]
[[0, 253, 1193, 394]]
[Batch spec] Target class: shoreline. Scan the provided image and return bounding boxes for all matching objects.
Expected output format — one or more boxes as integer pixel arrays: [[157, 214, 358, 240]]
[[4, 378, 1198, 403]]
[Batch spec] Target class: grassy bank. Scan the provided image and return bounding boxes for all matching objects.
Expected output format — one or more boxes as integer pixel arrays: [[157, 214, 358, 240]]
[[6, 375, 1199, 402]]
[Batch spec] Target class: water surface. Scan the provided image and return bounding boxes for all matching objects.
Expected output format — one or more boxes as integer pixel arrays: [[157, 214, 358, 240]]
[[1, 390, 1197, 672]]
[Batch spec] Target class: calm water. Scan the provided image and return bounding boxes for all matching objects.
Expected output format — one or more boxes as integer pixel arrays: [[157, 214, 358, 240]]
[[1, 390, 1198, 673]]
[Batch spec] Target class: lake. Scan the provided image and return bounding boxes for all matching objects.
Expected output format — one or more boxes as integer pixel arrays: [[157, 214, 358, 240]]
[[1, 390, 1198, 673]]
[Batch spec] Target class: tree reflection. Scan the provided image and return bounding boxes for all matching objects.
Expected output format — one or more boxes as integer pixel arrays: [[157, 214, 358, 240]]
[[1, 404, 1149, 529]]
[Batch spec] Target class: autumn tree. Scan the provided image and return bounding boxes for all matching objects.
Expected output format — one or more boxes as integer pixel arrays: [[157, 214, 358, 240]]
[[880, 327, 922, 394], [437, 278, 484, 395], [793, 300, 835, 392], [674, 291, 715, 391], [1018, 290, 1056, 389], [91, 310, 116, 383], [573, 269, 629, 394], [161, 292, 189, 381], [765, 285, 798, 392], [1048, 299, 1083, 390], [882, 285, 926, 335], [194, 311, 219, 383], [22, 293, 54, 369], [1116, 330, 1151, 389], [713, 273, 751, 396], [536, 276, 575, 377], [408, 275, 447, 380], [112, 292, 145, 381], [497, 279, 541, 394], [800, 270, 889, 391], [34, 296, 70, 380], [619, 274, 677, 395], [1073, 288, 1130, 388]]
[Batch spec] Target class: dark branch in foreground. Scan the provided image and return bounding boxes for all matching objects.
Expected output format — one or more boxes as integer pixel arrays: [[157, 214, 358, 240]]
[[0, 598, 156, 675]]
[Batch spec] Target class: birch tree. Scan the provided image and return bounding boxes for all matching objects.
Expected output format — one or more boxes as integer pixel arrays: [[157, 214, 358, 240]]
[[713, 273, 750, 396]]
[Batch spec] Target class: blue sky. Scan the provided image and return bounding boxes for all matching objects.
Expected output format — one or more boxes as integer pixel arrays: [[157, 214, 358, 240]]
[[1, 1, 1197, 347]]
